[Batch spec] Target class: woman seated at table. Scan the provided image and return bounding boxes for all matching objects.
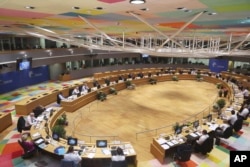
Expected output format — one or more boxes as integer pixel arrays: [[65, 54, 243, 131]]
[[111, 147, 125, 162], [20, 134, 36, 153], [63, 146, 82, 167]]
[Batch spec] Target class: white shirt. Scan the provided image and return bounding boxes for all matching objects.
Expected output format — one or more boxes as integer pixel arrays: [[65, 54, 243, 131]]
[[81, 86, 89, 95], [72, 88, 80, 95], [59, 94, 66, 100], [228, 114, 238, 125], [111, 155, 126, 161], [64, 152, 81, 165], [196, 134, 209, 145], [242, 89, 249, 97], [25, 115, 37, 127], [239, 108, 249, 118]]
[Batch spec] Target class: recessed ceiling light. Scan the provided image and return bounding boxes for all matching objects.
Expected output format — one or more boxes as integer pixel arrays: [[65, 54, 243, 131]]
[[25, 6, 35, 9], [208, 12, 217, 15], [96, 7, 103, 10], [72, 7, 80, 10], [130, 0, 145, 5], [140, 8, 149, 11], [177, 7, 186, 10]]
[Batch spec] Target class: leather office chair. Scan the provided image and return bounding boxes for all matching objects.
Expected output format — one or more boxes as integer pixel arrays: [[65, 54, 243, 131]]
[[200, 137, 214, 155], [233, 118, 243, 132], [18, 140, 37, 159], [110, 160, 128, 167], [60, 159, 75, 167], [222, 126, 233, 139], [17, 116, 30, 133], [173, 144, 192, 162]]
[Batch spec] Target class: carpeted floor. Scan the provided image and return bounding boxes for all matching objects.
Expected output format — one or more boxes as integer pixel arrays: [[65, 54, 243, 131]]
[[0, 78, 250, 167]]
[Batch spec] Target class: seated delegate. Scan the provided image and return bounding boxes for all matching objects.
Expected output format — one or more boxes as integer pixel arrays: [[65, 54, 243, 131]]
[[20, 134, 36, 153], [72, 86, 80, 96], [57, 92, 66, 105], [63, 146, 82, 166], [25, 112, 37, 130], [81, 83, 89, 95], [227, 110, 238, 126], [194, 130, 209, 152], [237, 104, 249, 120]]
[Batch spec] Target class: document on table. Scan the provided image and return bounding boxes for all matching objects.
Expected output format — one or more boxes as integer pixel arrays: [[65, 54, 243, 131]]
[[87, 153, 95, 158], [166, 141, 174, 146], [32, 132, 41, 138], [171, 140, 179, 145], [209, 124, 219, 131], [102, 148, 111, 155], [157, 138, 166, 145], [190, 133, 198, 137], [161, 144, 170, 150]]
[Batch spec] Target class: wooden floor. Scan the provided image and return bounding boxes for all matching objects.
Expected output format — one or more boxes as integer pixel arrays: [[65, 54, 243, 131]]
[[64, 80, 218, 163]]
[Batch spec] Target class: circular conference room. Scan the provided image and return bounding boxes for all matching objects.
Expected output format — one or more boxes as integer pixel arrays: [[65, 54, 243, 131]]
[[0, 1, 250, 167]]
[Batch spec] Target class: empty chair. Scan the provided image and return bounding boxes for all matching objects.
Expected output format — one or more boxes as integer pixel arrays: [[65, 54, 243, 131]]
[[111, 160, 128, 167], [60, 159, 75, 167], [173, 142, 193, 162]]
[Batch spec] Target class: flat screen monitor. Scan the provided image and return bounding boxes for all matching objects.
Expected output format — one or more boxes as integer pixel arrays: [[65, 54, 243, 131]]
[[207, 114, 212, 122], [16, 58, 32, 71], [96, 140, 107, 148], [142, 53, 149, 58], [193, 120, 199, 129], [67, 137, 78, 146], [52, 132, 60, 141], [175, 127, 182, 135]]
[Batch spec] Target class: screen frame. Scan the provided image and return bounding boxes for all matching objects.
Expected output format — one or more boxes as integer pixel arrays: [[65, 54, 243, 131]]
[[16, 57, 32, 71], [96, 140, 108, 148], [67, 137, 78, 146], [207, 114, 212, 122], [175, 127, 182, 135], [52, 132, 60, 141], [193, 120, 199, 129]]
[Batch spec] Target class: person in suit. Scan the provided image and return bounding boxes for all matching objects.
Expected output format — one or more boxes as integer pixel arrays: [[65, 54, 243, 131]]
[[93, 80, 100, 88], [57, 92, 66, 105], [215, 123, 231, 137], [63, 146, 82, 166], [72, 86, 80, 96], [81, 83, 89, 95]]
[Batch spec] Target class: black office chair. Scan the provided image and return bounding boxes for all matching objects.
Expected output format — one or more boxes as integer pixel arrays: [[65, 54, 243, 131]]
[[222, 126, 233, 139], [111, 160, 128, 167], [18, 140, 37, 159], [195, 136, 214, 155], [17, 116, 30, 133], [173, 144, 193, 162], [233, 118, 243, 132], [60, 159, 75, 167]]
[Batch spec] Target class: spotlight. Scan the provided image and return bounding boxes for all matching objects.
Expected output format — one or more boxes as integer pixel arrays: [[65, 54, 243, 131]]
[[130, 0, 145, 5]]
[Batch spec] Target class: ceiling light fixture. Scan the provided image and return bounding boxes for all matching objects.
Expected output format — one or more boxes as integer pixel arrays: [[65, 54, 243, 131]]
[[130, 0, 145, 5]]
